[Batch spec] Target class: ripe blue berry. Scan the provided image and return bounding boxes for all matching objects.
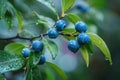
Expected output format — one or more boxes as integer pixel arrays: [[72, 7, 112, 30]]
[[68, 40, 80, 53], [48, 28, 59, 39], [76, 4, 89, 13], [32, 40, 44, 52], [39, 55, 46, 65], [77, 33, 90, 44], [75, 21, 88, 33], [22, 48, 30, 57], [56, 20, 66, 31]]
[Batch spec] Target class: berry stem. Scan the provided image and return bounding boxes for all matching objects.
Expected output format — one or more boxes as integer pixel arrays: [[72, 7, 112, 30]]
[[60, 32, 78, 37]]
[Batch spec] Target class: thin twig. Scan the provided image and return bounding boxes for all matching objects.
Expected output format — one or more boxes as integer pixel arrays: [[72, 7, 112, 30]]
[[0, 32, 78, 41], [0, 33, 48, 40]]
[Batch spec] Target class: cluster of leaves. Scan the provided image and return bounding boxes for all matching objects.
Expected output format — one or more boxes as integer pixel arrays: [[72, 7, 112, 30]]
[[0, 0, 112, 80]]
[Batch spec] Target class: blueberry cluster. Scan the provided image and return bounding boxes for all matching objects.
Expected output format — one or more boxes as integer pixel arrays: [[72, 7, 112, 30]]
[[22, 20, 67, 64], [68, 21, 90, 53], [22, 40, 46, 65], [22, 20, 90, 61], [48, 20, 66, 39]]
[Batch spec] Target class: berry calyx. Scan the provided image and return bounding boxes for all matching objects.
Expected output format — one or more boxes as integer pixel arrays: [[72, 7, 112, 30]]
[[48, 28, 59, 39], [32, 40, 44, 52], [75, 21, 88, 33], [22, 48, 30, 57], [56, 20, 66, 31], [77, 33, 90, 44], [38, 55, 46, 65], [68, 40, 80, 53]]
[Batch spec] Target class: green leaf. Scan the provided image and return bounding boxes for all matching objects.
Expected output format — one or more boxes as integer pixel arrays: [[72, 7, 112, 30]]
[[0, 1, 23, 31], [4, 42, 26, 55], [5, 2, 17, 29], [43, 38, 58, 59], [80, 46, 89, 67], [25, 55, 33, 80], [33, 11, 54, 28], [32, 66, 42, 80], [62, 28, 78, 40], [32, 53, 40, 66], [66, 13, 81, 24], [15, 11, 23, 33], [0, 1, 14, 29], [25, 53, 42, 80], [37, 0, 58, 19], [0, 50, 25, 74], [25, 67, 33, 80], [7, 2, 23, 33], [87, 32, 112, 65], [4, 10, 14, 29], [85, 41, 94, 54], [0, 0, 7, 19], [46, 62, 67, 80], [62, 0, 75, 13], [28, 52, 40, 67], [45, 68, 55, 80], [25, 66, 42, 80]]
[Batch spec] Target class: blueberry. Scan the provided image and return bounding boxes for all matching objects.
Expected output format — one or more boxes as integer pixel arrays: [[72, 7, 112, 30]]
[[76, 4, 89, 13], [32, 40, 44, 52], [68, 40, 80, 53], [38, 55, 46, 65], [48, 28, 59, 39], [75, 21, 88, 33], [22, 48, 30, 57], [56, 20, 66, 31], [77, 33, 90, 44]]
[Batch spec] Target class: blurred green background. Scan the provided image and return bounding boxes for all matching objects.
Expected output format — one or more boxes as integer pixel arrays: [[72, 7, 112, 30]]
[[0, 0, 120, 80]]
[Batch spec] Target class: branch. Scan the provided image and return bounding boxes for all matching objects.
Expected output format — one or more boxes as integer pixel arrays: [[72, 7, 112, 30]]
[[0, 32, 78, 41], [0, 33, 48, 40]]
